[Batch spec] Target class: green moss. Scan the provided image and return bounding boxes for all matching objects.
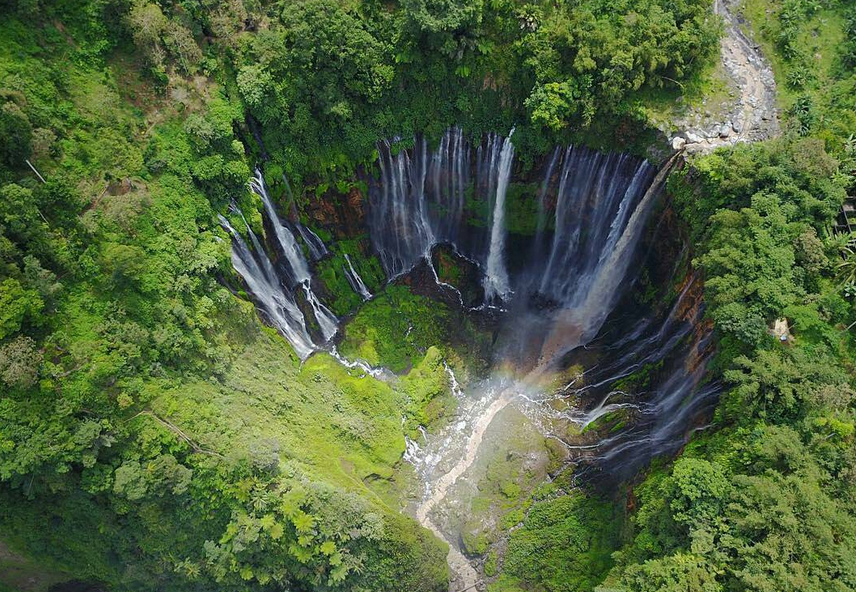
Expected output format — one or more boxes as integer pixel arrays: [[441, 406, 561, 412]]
[[339, 284, 487, 374], [315, 238, 384, 316], [484, 549, 500, 577], [434, 249, 462, 285], [487, 575, 528, 592], [400, 346, 458, 431], [612, 360, 665, 393], [504, 182, 541, 235], [462, 530, 491, 557]]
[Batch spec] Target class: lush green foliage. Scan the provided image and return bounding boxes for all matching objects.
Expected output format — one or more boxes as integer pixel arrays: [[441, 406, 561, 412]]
[[744, 0, 856, 146], [339, 285, 488, 374], [3, 0, 853, 590], [0, 3, 452, 590], [229, 0, 718, 182], [603, 133, 856, 592], [489, 484, 621, 592], [491, 4, 856, 588], [669, 139, 846, 356], [315, 237, 385, 316]]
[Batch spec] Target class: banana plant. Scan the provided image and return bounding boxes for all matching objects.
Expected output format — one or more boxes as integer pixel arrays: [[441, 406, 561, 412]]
[[836, 233, 856, 289]]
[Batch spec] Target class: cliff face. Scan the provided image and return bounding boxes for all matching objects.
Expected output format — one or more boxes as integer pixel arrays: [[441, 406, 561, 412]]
[[300, 184, 367, 239], [294, 144, 716, 467]]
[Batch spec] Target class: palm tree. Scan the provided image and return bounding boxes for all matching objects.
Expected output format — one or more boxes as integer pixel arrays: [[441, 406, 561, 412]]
[[836, 234, 856, 287]]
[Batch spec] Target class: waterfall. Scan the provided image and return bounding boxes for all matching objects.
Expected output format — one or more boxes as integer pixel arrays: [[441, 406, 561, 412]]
[[370, 137, 437, 278], [247, 168, 339, 342], [344, 254, 372, 300], [366, 131, 658, 318], [563, 153, 680, 342], [369, 127, 487, 279], [249, 168, 311, 285], [529, 151, 674, 363], [218, 214, 315, 359], [222, 169, 342, 357], [531, 147, 561, 261], [221, 128, 719, 520], [297, 223, 329, 261], [536, 147, 656, 307], [428, 127, 469, 244], [303, 283, 338, 342], [523, 264, 720, 484], [482, 131, 514, 303]]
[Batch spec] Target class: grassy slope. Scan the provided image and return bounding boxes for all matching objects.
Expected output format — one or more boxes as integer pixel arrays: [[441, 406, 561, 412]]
[[743, 0, 845, 112], [0, 11, 455, 589], [742, 0, 854, 146], [141, 296, 458, 512]]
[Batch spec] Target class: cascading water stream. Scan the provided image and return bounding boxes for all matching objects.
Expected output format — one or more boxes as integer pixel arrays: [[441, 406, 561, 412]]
[[343, 254, 372, 301], [218, 214, 315, 359], [248, 169, 338, 343], [303, 284, 338, 342], [296, 223, 328, 261], [482, 131, 514, 303], [367, 135, 703, 589], [250, 169, 310, 285]]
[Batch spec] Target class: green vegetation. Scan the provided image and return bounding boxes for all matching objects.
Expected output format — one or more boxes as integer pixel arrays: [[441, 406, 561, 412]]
[[2, 0, 854, 590], [315, 238, 385, 316], [490, 484, 622, 592], [0, 3, 455, 590], [596, 8, 856, 583], [744, 0, 855, 142], [454, 406, 563, 560], [474, 2, 856, 589], [339, 285, 488, 374]]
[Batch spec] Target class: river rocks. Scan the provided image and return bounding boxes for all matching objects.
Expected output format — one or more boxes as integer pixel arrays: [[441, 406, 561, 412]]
[[685, 130, 704, 144], [664, 0, 779, 154]]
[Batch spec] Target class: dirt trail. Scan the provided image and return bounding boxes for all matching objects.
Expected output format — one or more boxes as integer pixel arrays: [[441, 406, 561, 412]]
[[677, 0, 779, 152]]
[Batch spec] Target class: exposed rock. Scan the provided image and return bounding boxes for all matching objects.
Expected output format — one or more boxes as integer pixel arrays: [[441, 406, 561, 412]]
[[397, 245, 485, 310], [107, 178, 134, 196], [304, 185, 366, 238], [771, 318, 793, 344], [667, 0, 779, 154], [685, 131, 703, 144]]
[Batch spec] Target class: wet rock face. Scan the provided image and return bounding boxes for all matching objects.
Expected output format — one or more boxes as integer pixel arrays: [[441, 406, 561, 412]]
[[432, 245, 485, 309], [303, 185, 366, 238], [394, 245, 486, 311]]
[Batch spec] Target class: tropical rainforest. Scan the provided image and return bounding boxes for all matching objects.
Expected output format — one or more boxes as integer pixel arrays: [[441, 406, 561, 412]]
[[0, 0, 854, 591]]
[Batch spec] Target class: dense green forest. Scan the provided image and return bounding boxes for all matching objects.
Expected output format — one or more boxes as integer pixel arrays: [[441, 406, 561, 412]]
[[1, 0, 855, 591]]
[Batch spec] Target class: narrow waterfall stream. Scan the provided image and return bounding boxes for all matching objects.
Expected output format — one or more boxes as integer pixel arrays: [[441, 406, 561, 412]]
[[221, 172, 341, 358], [482, 132, 514, 303], [219, 214, 316, 359], [344, 254, 373, 301], [224, 129, 717, 590]]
